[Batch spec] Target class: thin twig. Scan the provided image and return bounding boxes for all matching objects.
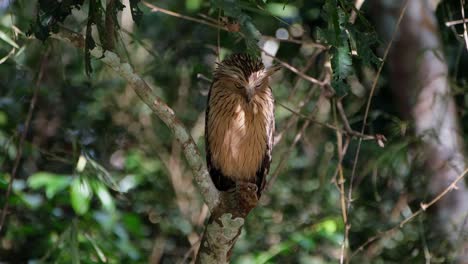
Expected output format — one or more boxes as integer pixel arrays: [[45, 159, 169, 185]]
[[255, 3, 293, 29], [142, 1, 223, 30], [274, 84, 318, 145], [39, 224, 71, 262], [197, 13, 218, 24], [216, 8, 221, 62], [460, 0, 468, 50], [262, 35, 328, 49], [336, 99, 355, 135], [418, 217, 431, 264], [330, 102, 352, 185], [199, 12, 325, 48], [51, 29, 220, 210], [348, 0, 409, 209], [150, 236, 166, 264], [121, 28, 160, 59], [142, 1, 329, 88], [333, 103, 350, 263], [196, 73, 212, 84], [261, 49, 328, 87], [287, 52, 320, 101], [198, 12, 326, 49], [0, 49, 48, 232], [0, 132, 16, 164], [278, 102, 375, 140], [349, 0, 366, 24], [0, 47, 16, 64], [270, 58, 322, 190], [445, 18, 468, 27], [350, 167, 468, 259], [266, 114, 311, 190], [179, 238, 202, 264], [274, 56, 321, 146], [454, 213, 468, 259]]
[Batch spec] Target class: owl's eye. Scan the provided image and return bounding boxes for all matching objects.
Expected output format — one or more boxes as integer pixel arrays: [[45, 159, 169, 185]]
[[235, 84, 243, 89], [255, 83, 262, 89]]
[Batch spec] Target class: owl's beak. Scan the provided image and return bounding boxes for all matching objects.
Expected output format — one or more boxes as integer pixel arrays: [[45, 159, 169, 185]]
[[246, 87, 255, 103]]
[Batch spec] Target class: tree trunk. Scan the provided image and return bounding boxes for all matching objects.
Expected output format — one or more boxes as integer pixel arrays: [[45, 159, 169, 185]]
[[52, 29, 262, 263], [374, 0, 468, 261], [195, 183, 259, 263]]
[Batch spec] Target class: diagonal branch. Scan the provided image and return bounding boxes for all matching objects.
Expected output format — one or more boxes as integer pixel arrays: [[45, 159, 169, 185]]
[[460, 0, 468, 50], [51, 28, 219, 211], [52, 28, 256, 263], [0, 49, 49, 232], [142, 1, 330, 88], [277, 102, 376, 140], [349, 0, 409, 210], [350, 167, 468, 259]]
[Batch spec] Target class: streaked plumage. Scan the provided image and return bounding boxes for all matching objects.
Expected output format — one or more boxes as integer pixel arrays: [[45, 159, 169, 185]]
[[205, 53, 277, 196]]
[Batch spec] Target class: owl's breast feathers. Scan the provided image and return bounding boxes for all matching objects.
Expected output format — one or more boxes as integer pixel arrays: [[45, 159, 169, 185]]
[[205, 83, 274, 194]]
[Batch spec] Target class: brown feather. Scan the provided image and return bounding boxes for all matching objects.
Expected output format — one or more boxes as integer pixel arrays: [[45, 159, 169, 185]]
[[205, 53, 276, 195]]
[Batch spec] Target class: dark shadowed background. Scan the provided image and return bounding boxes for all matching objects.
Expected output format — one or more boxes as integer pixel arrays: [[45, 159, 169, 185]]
[[0, 0, 467, 263]]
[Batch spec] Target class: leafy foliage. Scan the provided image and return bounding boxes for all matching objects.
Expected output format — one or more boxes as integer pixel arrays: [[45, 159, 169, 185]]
[[0, 0, 467, 263], [319, 0, 352, 80], [211, 0, 262, 53], [129, 0, 143, 26], [31, 0, 85, 40]]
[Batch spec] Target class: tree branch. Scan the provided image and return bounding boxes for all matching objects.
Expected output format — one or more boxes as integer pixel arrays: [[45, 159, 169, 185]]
[[52, 28, 260, 263], [0, 48, 49, 232], [374, 0, 468, 260], [51, 28, 219, 211]]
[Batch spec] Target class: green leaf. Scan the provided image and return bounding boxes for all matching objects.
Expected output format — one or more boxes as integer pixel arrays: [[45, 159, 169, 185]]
[[85, 0, 101, 75], [129, 0, 143, 25], [123, 213, 144, 236], [70, 220, 80, 264], [0, 30, 19, 48], [255, 238, 295, 263], [0, 173, 7, 187], [332, 45, 352, 80], [322, 0, 340, 45], [316, 219, 338, 235], [0, 111, 8, 126], [211, 0, 262, 51], [84, 153, 120, 191], [317, 2, 350, 54], [28, 172, 72, 199], [332, 78, 349, 97], [70, 177, 92, 215], [266, 3, 298, 18], [85, 233, 107, 262], [351, 28, 381, 67], [31, 0, 85, 41], [186, 0, 203, 12], [92, 183, 115, 213]]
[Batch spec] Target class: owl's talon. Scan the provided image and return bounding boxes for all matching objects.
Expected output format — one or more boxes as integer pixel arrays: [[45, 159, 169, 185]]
[[235, 182, 257, 193]]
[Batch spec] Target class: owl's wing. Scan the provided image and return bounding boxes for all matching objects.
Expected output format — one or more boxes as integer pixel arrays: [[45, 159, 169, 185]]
[[205, 83, 236, 191], [255, 98, 275, 196]]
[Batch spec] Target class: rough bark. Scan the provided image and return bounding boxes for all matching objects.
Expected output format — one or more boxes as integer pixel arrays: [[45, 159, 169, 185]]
[[375, 0, 468, 261], [195, 183, 259, 263], [52, 28, 258, 263]]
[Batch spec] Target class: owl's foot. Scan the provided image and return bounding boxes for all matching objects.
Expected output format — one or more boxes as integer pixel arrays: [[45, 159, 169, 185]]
[[235, 182, 258, 207], [215, 182, 259, 219]]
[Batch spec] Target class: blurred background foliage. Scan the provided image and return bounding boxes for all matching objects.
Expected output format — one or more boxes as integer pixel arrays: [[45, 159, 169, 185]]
[[0, 0, 467, 263]]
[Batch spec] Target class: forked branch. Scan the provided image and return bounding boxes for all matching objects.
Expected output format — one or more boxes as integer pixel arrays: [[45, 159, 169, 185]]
[[52, 28, 258, 263]]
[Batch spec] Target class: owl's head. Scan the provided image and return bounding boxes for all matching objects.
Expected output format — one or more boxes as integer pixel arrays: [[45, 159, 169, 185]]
[[214, 53, 280, 102]]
